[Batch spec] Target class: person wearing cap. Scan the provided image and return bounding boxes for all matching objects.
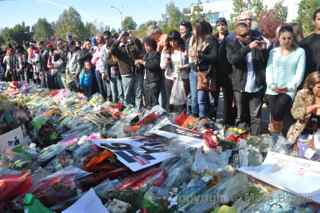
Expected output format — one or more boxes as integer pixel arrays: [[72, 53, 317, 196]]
[[226, 22, 267, 135], [237, 11, 262, 40], [212, 17, 236, 126]]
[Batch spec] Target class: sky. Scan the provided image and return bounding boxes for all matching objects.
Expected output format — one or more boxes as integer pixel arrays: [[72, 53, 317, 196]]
[[0, 0, 196, 29]]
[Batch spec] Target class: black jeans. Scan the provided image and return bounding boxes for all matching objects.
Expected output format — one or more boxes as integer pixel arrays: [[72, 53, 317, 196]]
[[144, 81, 160, 108], [267, 94, 292, 121], [234, 90, 263, 135], [212, 79, 236, 125]]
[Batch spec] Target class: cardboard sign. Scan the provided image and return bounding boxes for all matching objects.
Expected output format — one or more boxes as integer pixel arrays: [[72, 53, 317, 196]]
[[0, 127, 25, 153], [239, 151, 320, 203], [94, 135, 173, 172]]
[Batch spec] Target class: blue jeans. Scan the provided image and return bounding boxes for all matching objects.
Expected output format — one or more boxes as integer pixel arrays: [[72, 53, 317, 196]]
[[121, 75, 135, 106], [189, 70, 199, 116], [198, 90, 209, 118], [189, 70, 209, 118], [95, 70, 108, 99], [110, 74, 123, 103]]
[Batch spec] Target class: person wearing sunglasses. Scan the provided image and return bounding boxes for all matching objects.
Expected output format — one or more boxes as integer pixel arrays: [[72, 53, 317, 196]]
[[226, 22, 267, 135]]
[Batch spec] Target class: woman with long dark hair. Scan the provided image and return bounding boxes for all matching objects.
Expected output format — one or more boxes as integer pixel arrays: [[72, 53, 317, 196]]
[[160, 30, 189, 111], [266, 25, 306, 134], [188, 20, 218, 123]]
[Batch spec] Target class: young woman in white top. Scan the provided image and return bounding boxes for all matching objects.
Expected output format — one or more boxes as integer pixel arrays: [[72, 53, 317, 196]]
[[160, 31, 189, 111]]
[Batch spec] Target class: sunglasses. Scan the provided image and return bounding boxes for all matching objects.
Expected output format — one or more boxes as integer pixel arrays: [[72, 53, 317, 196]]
[[239, 18, 252, 22], [239, 33, 250, 38]]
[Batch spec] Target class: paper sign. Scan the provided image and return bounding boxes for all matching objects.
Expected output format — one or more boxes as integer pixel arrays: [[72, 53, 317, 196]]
[[239, 151, 320, 203], [62, 189, 109, 213], [0, 127, 25, 153], [94, 135, 174, 172], [150, 124, 203, 148]]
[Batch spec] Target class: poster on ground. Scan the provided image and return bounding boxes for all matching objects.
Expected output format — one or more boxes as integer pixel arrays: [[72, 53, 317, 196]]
[[239, 151, 320, 203], [94, 135, 174, 172], [148, 120, 203, 148], [0, 126, 25, 153]]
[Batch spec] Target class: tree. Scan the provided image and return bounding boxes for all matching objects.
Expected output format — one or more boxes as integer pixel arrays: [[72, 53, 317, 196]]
[[55, 7, 87, 40], [1, 22, 32, 45], [190, 4, 204, 24], [32, 18, 54, 41], [121, 16, 137, 31], [84, 22, 97, 38], [134, 20, 158, 38], [297, 0, 320, 35], [160, 2, 185, 33], [273, 0, 288, 23], [249, 0, 266, 22]]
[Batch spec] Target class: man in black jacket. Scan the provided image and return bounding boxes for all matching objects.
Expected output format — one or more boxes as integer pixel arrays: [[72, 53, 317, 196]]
[[300, 8, 320, 78], [226, 23, 267, 135]]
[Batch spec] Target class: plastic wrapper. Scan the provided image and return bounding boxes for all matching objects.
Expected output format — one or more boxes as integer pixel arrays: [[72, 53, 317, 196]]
[[143, 187, 170, 213], [31, 166, 89, 206], [106, 199, 132, 213], [82, 149, 114, 172], [38, 143, 65, 165], [77, 167, 129, 191], [177, 177, 208, 207], [0, 171, 32, 201], [244, 190, 310, 212], [94, 179, 121, 199], [192, 149, 231, 174], [116, 167, 166, 191], [271, 135, 293, 155]]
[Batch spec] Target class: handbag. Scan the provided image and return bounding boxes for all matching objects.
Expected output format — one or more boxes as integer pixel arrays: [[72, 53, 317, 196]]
[[197, 67, 215, 91]]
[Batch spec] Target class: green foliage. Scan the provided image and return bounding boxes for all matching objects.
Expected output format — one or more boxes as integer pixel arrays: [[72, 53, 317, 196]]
[[32, 18, 53, 41], [1, 22, 32, 45], [121, 16, 137, 31], [297, 0, 320, 35], [134, 20, 158, 39], [160, 2, 185, 33], [84, 22, 98, 38], [273, 0, 288, 22], [55, 7, 88, 40], [190, 4, 204, 24]]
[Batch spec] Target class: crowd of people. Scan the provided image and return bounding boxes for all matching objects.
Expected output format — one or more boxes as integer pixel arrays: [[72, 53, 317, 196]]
[[1, 8, 320, 141]]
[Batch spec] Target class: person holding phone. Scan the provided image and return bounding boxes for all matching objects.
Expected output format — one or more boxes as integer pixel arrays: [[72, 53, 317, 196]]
[[266, 25, 306, 134], [226, 22, 267, 135], [288, 72, 320, 143]]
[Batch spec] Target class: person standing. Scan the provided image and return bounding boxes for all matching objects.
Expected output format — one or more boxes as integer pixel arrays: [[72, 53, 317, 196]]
[[66, 41, 81, 90], [266, 25, 306, 134], [91, 34, 109, 100], [188, 20, 218, 122], [16, 46, 27, 83], [300, 8, 320, 78], [3, 47, 18, 81], [212, 17, 236, 126], [111, 32, 135, 106], [160, 31, 189, 112], [135, 37, 161, 108], [226, 23, 267, 135]]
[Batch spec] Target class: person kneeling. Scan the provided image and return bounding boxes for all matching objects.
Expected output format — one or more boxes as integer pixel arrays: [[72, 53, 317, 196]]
[[288, 72, 320, 143]]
